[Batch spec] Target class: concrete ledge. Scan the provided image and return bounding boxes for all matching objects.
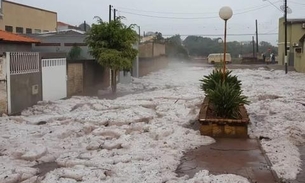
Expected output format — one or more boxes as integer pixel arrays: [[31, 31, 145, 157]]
[[198, 97, 250, 138]]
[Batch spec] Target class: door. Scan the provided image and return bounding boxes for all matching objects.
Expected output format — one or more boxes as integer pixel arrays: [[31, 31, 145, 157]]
[[42, 58, 67, 101]]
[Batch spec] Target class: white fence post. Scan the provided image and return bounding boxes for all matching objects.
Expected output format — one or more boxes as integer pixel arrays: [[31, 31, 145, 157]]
[[6, 52, 11, 115]]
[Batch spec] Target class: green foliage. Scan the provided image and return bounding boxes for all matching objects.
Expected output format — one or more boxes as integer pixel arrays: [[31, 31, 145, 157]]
[[85, 17, 138, 71], [68, 44, 82, 60], [155, 32, 164, 41], [165, 34, 189, 59], [200, 69, 248, 119], [200, 69, 241, 92], [183, 36, 278, 57], [206, 82, 250, 119]]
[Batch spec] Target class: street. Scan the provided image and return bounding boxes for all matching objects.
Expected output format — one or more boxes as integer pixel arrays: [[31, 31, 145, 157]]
[[0, 62, 304, 182]]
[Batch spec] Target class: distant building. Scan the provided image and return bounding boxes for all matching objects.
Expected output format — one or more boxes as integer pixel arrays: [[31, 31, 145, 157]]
[[0, 0, 57, 34], [141, 35, 155, 43], [57, 21, 79, 31], [28, 29, 92, 59], [278, 17, 305, 70]]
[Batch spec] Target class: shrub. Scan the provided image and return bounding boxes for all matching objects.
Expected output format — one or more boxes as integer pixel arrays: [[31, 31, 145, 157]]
[[200, 69, 241, 92], [205, 82, 250, 119]]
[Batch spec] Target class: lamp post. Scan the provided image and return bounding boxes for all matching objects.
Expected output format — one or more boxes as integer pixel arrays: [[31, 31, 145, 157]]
[[219, 6, 233, 81], [134, 25, 141, 78]]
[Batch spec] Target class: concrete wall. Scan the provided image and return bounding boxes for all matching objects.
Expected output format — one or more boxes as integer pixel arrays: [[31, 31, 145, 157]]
[[67, 60, 110, 96], [139, 43, 153, 58], [278, 18, 305, 66], [0, 81, 7, 115], [67, 63, 83, 97], [31, 35, 92, 59], [119, 71, 132, 84], [0, 43, 32, 53], [153, 43, 166, 57], [294, 42, 305, 73], [83, 61, 110, 95], [10, 72, 42, 114], [0, 57, 7, 115], [139, 56, 169, 77], [139, 42, 165, 58], [0, 0, 57, 33]]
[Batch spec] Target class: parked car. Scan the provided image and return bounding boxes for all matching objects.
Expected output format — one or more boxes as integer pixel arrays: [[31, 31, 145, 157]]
[[207, 53, 232, 64]]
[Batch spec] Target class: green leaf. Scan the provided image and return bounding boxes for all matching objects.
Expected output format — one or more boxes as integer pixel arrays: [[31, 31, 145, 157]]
[[85, 17, 138, 71]]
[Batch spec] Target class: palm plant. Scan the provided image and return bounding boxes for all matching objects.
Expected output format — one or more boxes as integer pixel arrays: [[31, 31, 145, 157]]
[[200, 69, 241, 92], [206, 82, 250, 119]]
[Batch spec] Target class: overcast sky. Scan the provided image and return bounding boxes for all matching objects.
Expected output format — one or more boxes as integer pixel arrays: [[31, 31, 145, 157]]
[[12, 0, 305, 45]]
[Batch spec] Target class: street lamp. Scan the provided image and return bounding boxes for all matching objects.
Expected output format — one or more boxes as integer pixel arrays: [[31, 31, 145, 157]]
[[219, 6, 233, 81]]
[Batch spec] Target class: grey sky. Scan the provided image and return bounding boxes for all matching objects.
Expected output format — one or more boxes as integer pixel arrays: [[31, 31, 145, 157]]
[[12, 0, 305, 45]]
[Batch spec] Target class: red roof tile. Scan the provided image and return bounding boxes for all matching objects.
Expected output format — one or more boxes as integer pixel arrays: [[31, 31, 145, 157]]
[[0, 30, 40, 43]]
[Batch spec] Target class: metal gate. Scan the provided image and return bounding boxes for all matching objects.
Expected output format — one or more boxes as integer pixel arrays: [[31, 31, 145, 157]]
[[42, 58, 67, 101]]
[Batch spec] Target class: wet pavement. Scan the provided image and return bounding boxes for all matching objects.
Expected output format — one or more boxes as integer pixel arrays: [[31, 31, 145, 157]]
[[290, 145, 305, 183], [176, 138, 280, 183]]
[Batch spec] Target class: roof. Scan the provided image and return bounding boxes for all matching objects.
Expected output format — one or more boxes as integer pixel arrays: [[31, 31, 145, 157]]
[[57, 21, 76, 27], [0, 30, 40, 43], [287, 18, 305, 24], [43, 29, 86, 36]]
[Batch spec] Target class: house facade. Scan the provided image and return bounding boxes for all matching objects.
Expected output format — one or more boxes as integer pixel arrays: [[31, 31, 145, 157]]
[[0, 30, 41, 115], [278, 17, 305, 70], [0, 29, 40, 53], [28, 30, 92, 59], [0, 0, 57, 34]]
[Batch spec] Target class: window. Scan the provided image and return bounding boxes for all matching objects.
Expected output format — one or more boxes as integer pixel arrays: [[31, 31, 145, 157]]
[[16, 27, 23, 34], [34, 29, 41, 34], [5, 26, 13, 32], [26, 28, 32, 34], [43, 30, 49, 33]]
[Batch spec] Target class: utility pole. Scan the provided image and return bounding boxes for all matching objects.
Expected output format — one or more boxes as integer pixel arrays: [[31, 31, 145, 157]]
[[252, 36, 255, 58], [284, 0, 288, 74], [109, 5, 112, 22], [138, 26, 141, 43], [255, 19, 259, 55], [114, 9, 117, 20]]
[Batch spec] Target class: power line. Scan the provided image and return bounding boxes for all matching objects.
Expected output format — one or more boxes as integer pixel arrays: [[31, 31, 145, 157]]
[[118, 4, 275, 20], [263, 0, 282, 12], [118, 10, 218, 19], [114, 1, 280, 15]]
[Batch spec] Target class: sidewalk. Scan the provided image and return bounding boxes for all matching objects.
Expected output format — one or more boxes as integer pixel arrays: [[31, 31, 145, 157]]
[[176, 138, 280, 183]]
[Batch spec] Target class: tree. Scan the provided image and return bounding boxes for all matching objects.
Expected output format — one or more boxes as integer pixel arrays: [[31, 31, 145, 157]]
[[86, 17, 138, 93], [260, 41, 278, 55], [155, 32, 164, 43], [68, 44, 82, 60], [165, 35, 189, 59], [183, 35, 277, 58]]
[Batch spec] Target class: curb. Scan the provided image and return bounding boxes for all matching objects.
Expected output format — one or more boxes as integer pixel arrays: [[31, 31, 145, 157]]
[[256, 137, 282, 183]]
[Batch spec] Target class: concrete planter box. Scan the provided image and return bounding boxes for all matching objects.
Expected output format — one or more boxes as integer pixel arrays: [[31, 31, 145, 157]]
[[198, 97, 250, 138]]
